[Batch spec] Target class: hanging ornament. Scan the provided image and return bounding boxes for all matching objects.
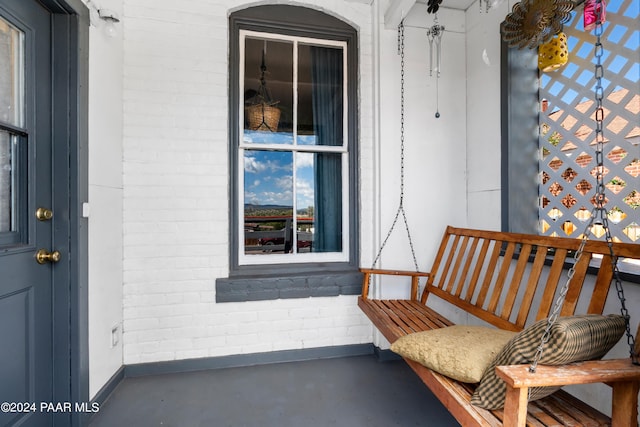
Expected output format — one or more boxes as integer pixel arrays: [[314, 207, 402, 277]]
[[427, 16, 445, 118], [538, 32, 569, 72], [583, 0, 606, 31], [427, 24, 445, 77], [426, 0, 443, 14], [479, 0, 492, 13], [501, 0, 574, 49]]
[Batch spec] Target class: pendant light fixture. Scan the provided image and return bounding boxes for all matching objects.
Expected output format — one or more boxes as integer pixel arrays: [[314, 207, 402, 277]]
[[245, 42, 281, 132]]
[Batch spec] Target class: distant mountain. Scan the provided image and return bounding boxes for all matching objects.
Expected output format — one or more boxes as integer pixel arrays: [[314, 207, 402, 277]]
[[245, 204, 312, 218], [245, 203, 291, 211], [244, 204, 292, 218]]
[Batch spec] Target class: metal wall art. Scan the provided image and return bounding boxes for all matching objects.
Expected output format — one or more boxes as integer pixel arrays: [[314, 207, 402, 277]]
[[501, 0, 574, 49]]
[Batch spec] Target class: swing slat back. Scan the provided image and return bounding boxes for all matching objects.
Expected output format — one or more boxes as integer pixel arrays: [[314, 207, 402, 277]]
[[420, 226, 637, 333]]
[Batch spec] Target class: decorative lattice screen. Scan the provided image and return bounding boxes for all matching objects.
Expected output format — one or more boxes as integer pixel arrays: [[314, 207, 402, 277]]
[[539, 0, 639, 242]]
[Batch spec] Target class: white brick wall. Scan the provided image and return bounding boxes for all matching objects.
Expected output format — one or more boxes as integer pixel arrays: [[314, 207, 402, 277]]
[[122, 0, 375, 365], [114, 1, 640, 421]]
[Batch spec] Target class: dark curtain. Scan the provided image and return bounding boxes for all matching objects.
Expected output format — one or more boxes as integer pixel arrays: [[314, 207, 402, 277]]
[[311, 46, 343, 252]]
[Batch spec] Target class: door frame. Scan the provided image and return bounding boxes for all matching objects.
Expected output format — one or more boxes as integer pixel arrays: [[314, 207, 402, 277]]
[[41, 1, 89, 425]]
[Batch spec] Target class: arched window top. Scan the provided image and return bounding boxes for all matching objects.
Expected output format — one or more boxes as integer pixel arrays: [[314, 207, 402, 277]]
[[230, 4, 357, 37]]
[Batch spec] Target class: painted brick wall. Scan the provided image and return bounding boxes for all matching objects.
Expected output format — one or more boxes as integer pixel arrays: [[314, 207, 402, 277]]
[[122, 0, 375, 365]]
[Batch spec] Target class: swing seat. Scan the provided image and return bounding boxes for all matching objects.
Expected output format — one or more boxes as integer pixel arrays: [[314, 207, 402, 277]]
[[359, 226, 640, 427]]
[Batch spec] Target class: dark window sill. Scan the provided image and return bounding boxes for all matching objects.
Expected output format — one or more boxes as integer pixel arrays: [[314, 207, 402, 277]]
[[216, 266, 363, 302]]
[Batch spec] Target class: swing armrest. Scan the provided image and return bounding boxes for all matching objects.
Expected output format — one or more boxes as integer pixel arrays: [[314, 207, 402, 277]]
[[359, 268, 431, 300], [498, 360, 640, 427], [496, 359, 640, 388], [360, 268, 431, 278]]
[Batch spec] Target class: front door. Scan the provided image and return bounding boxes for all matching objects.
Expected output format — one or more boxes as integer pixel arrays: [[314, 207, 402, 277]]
[[0, 1, 61, 426]]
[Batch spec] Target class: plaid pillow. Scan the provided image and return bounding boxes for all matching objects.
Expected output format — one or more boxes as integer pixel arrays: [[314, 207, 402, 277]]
[[471, 314, 626, 410]]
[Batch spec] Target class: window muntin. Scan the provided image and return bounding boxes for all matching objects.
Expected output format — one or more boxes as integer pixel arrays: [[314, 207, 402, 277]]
[[238, 30, 349, 265]]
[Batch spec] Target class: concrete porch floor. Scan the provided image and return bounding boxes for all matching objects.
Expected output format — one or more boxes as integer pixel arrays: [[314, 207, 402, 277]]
[[89, 354, 460, 427]]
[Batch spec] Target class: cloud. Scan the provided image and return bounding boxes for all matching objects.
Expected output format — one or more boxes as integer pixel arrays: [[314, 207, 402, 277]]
[[244, 155, 268, 174], [245, 191, 258, 203], [296, 178, 315, 208], [243, 150, 321, 208], [296, 152, 314, 169], [274, 175, 293, 190], [244, 151, 294, 175], [260, 190, 293, 205]]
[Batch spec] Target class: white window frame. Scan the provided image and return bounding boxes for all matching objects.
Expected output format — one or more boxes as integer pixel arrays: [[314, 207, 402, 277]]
[[237, 30, 350, 266]]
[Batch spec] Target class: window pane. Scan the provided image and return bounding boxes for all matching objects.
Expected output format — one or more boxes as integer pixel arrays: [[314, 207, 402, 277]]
[[244, 37, 293, 142], [243, 129, 293, 145], [296, 153, 315, 253], [0, 17, 24, 127], [0, 131, 16, 232], [244, 150, 294, 255], [297, 44, 343, 146], [313, 152, 342, 252]]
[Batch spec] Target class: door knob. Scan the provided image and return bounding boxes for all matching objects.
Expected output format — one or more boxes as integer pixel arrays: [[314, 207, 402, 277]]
[[35, 207, 54, 221], [35, 249, 61, 264]]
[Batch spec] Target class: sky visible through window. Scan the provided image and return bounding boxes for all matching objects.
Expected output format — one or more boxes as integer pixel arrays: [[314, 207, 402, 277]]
[[244, 131, 317, 212]]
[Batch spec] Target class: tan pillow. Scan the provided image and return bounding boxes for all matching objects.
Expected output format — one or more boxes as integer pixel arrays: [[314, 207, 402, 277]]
[[390, 325, 517, 383]]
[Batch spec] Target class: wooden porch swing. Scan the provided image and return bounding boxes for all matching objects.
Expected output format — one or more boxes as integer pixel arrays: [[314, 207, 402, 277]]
[[359, 7, 640, 427], [360, 227, 640, 426]]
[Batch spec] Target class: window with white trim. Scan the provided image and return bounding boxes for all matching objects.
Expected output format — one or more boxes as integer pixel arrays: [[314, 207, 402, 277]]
[[216, 5, 361, 302]]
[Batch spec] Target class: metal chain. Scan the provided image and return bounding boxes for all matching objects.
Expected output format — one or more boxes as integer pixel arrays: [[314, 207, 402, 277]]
[[592, 5, 638, 364], [530, 227, 592, 373], [371, 21, 420, 274], [530, 0, 638, 373]]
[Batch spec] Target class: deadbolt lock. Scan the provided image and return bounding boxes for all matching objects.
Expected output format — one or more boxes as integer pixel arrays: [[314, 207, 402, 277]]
[[36, 207, 54, 221], [36, 249, 61, 264]]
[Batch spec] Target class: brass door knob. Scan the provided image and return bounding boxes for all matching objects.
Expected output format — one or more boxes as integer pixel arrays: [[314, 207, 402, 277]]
[[36, 207, 54, 221], [35, 249, 61, 264]]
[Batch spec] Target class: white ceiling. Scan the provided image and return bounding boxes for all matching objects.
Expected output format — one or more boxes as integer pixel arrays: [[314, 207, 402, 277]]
[[383, 0, 480, 29]]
